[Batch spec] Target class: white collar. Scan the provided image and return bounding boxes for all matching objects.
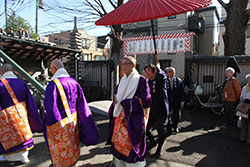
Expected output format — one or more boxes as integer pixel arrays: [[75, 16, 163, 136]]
[[51, 68, 70, 80], [113, 69, 140, 117], [0, 71, 18, 79]]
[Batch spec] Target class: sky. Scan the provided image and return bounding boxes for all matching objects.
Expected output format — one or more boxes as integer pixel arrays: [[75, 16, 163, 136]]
[[0, 0, 230, 38]]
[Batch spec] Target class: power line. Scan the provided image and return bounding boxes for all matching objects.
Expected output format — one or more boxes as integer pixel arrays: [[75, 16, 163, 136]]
[[0, 11, 230, 35], [0, 0, 35, 28], [0, 0, 239, 37], [37, 12, 225, 35]]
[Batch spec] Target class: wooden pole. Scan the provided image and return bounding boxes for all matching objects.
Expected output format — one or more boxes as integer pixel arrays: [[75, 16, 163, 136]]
[[151, 19, 158, 65], [134, 54, 136, 60]]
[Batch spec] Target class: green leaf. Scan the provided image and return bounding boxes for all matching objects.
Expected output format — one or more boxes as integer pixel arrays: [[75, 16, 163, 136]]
[[4, 15, 38, 39]]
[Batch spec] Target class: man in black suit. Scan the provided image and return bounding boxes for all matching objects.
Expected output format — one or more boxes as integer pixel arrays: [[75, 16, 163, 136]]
[[144, 64, 169, 158], [166, 67, 186, 133]]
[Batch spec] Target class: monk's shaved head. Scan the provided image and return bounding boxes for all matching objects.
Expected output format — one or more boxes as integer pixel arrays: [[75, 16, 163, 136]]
[[1, 64, 13, 72], [50, 59, 64, 76], [51, 59, 64, 69]]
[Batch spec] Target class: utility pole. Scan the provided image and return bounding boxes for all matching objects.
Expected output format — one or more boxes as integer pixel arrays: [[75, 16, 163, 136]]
[[5, 0, 8, 28], [36, 0, 44, 35], [35, 0, 39, 34]]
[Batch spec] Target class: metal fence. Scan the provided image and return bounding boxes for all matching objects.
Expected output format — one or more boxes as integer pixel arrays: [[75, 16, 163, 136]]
[[185, 55, 227, 96], [185, 55, 250, 97], [77, 59, 113, 102], [196, 62, 226, 95]]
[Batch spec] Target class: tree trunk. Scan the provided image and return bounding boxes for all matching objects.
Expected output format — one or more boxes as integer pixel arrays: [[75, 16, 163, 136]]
[[220, 0, 249, 56], [110, 0, 124, 98], [110, 24, 124, 91]]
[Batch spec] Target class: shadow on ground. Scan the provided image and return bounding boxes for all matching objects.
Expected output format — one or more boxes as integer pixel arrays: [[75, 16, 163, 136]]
[[162, 108, 250, 167], [0, 113, 111, 167]]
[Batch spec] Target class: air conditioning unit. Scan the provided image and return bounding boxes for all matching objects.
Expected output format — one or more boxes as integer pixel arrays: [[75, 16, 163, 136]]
[[188, 14, 205, 34]]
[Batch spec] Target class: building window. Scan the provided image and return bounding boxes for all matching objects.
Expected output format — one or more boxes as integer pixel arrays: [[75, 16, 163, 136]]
[[193, 35, 199, 52], [54, 38, 57, 44], [59, 39, 62, 44], [167, 53, 176, 55], [84, 54, 91, 61], [168, 15, 176, 19], [82, 38, 90, 47], [95, 56, 105, 60]]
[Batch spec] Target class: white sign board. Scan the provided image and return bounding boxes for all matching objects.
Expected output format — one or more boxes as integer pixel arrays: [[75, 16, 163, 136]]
[[123, 32, 195, 56]]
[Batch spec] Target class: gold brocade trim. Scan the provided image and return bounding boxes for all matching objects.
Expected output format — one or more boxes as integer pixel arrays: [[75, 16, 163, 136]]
[[111, 111, 132, 157], [46, 78, 80, 167], [3, 146, 34, 155], [0, 79, 33, 150]]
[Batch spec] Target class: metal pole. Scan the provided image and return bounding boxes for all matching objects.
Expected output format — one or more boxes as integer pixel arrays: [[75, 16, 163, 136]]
[[0, 50, 46, 95], [35, 0, 39, 34], [75, 53, 78, 80], [151, 19, 158, 65], [5, 0, 8, 28]]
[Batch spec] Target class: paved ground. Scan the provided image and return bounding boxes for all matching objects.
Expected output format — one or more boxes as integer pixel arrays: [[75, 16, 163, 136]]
[[1, 100, 250, 167]]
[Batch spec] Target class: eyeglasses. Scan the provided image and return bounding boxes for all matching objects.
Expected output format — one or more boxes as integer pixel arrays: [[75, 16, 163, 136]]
[[120, 63, 133, 66], [49, 66, 56, 71]]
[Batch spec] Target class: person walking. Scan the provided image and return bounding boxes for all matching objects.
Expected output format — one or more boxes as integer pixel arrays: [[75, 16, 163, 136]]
[[221, 67, 241, 130], [43, 59, 99, 167], [0, 64, 43, 164], [237, 74, 250, 145], [144, 64, 169, 158], [107, 56, 151, 167], [166, 67, 185, 133]]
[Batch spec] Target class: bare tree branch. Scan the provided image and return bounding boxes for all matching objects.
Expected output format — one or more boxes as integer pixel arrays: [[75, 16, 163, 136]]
[[82, 2, 100, 10], [86, 0, 104, 17], [108, 0, 117, 9], [218, 0, 228, 10], [93, 0, 102, 7], [118, 0, 124, 7], [84, 13, 100, 17], [96, 0, 108, 15]]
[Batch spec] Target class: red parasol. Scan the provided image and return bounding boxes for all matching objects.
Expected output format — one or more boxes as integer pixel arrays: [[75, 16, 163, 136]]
[[95, 0, 212, 63]]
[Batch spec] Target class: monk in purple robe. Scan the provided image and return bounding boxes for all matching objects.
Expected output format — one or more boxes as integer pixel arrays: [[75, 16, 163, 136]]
[[43, 59, 99, 167], [107, 56, 151, 167], [0, 64, 43, 164]]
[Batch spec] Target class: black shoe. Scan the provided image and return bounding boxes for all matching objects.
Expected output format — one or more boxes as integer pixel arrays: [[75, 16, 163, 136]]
[[245, 143, 250, 146], [166, 128, 172, 136], [152, 151, 161, 158], [146, 142, 156, 151], [239, 139, 246, 143]]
